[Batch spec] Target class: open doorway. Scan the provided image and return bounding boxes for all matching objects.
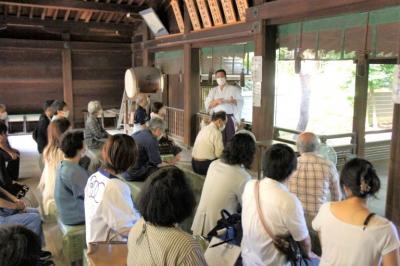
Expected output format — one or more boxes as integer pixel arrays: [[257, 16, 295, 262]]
[[366, 60, 396, 216]]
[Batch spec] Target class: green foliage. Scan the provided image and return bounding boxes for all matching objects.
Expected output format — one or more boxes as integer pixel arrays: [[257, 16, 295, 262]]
[[368, 64, 395, 92]]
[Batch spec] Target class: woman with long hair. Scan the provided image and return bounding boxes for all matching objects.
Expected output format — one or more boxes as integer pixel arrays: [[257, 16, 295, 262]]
[[38, 118, 70, 216]]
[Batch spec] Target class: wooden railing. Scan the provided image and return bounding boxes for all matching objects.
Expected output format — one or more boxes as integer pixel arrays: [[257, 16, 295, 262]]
[[165, 107, 184, 140], [364, 129, 392, 161]]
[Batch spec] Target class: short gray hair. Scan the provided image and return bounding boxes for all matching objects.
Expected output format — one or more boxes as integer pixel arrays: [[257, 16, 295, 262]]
[[297, 132, 320, 153], [88, 101, 102, 115], [148, 118, 166, 132]]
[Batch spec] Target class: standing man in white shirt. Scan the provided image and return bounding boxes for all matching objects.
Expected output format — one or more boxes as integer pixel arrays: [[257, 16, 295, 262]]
[[205, 69, 243, 145], [191, 111, 226, 175]]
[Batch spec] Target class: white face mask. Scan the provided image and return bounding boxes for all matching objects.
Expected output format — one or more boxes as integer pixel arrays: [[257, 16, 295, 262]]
[[63, 110, 70, 118], [219, 123, 226, 132], [216, 78, 226, 86], [0, 112, 8, 120]]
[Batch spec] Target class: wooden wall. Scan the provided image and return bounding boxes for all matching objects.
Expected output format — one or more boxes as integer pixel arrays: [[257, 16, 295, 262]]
[[0, 48, 63, 113], [0, 39, 132, 128], [72, 50, 131, 126]]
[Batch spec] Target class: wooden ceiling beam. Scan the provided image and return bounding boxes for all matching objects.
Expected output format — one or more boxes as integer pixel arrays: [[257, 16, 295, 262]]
[[0, 0, 144, 14], [246, 0, 400, 25], [52, 9, 58, 20], [16, 5, 21, 17], [28, 7, 34, 18], [40, 8, 46, 20], [1, 15, 136, 34], [64, 9, 70, 21]]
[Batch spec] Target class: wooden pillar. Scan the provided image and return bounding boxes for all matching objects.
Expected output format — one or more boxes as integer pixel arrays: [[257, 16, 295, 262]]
[[183, 44, 200, 146], [62, 40, 74, 126], [386, 104, 400, 227], [352, 61, 369, 157], [252, 21, 277, 141], [142, 25, 154, 67]]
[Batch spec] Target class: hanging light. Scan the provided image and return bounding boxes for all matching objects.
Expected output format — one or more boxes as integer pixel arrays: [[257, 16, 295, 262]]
[[295, 22, 304, 74]]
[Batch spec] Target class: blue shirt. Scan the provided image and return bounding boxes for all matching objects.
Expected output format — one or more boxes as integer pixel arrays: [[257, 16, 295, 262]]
[[123, 129, 161, 181], [55, 160, 89, 225]]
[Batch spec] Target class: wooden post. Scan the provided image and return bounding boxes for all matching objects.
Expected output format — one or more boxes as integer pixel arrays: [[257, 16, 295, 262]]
[[352, 61, 369, 157], [62, 40, 74, 126], [142, 24, 154, 67], [251, 21, 277, 142], [386, 103, 400, 227], [183, 44, 200, 146]]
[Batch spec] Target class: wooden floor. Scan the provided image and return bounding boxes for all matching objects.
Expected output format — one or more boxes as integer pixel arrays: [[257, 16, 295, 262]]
[[9, 133, 390, 265]]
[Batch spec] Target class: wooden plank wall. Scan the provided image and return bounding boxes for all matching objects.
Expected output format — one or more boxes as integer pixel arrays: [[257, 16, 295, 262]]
[[0, 39, 132, 128], [0, 48, 63, 113], [72, 50, 131, 126]]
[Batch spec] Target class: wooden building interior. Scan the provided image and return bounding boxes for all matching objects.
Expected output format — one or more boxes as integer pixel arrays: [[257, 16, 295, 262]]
[[0, 0, 399, 264]]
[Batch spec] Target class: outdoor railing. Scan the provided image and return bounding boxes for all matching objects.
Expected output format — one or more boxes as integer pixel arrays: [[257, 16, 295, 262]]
[[364, 129, 392, 161], [165, 107, 184, 141]]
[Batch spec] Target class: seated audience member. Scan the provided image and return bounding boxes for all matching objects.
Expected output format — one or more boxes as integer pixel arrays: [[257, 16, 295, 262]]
[[192, 131, 256, 237], [289, 132, 341, 255], [55, 130, 89, 226], [51, 100, 69, 121], [150, 102, 167, 120], [0, 225, 49, 266], [0, 123, 28, 198], [0, 104, 7, 123], [123, 118, 166, 181], [128, 166, 206, 266], [0, 187, 50, 257], [312, 158, 400, 266], [84, 100, 109, 150], [85, 134, 141, 244], [38, 118, 71, 216], [133, 93, 149, 134], [191, 111, 226, 175], [0, 121, 20, 182], [241, 144, 317, 266], [0, 225, 41, 265], [33, 100, 55, 171]]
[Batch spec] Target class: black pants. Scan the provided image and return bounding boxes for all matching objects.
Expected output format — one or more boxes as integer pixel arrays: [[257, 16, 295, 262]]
[[0, 148, 20, 187], [192, 159, 214, 176]]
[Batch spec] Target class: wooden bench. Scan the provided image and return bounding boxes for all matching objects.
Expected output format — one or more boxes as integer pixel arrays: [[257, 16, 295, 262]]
[[57, 218, 86, 266]]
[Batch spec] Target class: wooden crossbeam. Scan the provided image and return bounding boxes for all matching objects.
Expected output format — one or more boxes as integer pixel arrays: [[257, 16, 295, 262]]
[[247, 0, 400, 25], [1, 15, 136, 34], [0, 0, 144, 14]]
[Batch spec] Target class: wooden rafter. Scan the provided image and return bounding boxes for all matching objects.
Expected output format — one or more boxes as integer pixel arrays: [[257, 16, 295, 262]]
[[74, 10, 81, 21], [1, 14, 137, 34], [0, 0, 144, 14], [40, 8, 46, 20], [105, 12, 114, 23], [28, 6, 34, 18], [246, 0, 400, 25], [85, 11, 93, 22], [16, 5, 20, 17], [52, 9, 58, 20], [63, 9, 70, 21]]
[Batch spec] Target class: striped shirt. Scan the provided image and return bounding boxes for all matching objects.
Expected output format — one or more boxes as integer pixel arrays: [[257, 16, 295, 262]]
[[128, 218, 206, 266], [288, 152, 341, 218]]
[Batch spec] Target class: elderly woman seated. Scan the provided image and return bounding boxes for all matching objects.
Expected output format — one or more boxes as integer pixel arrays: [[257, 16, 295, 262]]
[[84, 101, 109, 150]]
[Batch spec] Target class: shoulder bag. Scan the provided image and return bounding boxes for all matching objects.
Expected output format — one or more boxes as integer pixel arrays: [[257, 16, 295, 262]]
[[254, 180, 308, 266]]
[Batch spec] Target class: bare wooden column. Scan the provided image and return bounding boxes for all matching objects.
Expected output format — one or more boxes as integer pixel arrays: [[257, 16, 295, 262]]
[[142, 25, 154, 66], [62, 38, 74, 126], [252, 22, 277, 141], [183, 44, 200, 146], [386, 103, 400, 227], [352, 61, 369, 157]]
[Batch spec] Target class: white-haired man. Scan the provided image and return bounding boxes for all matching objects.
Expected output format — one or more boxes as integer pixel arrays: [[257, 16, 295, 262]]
[[289, 132, 341, 255]]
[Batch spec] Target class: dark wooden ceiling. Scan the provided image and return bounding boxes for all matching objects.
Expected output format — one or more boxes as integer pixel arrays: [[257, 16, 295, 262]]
[[0, 0, 168, 42]]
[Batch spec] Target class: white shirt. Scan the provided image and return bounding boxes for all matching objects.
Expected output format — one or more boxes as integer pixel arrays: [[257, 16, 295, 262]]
[[192, 122, 224, 160], [205, 84, 243, 123], [312, 203, 400, 266], [241, 178, 309, 266], [84, 169, 141, 244], [191, 159, 251, 236]]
